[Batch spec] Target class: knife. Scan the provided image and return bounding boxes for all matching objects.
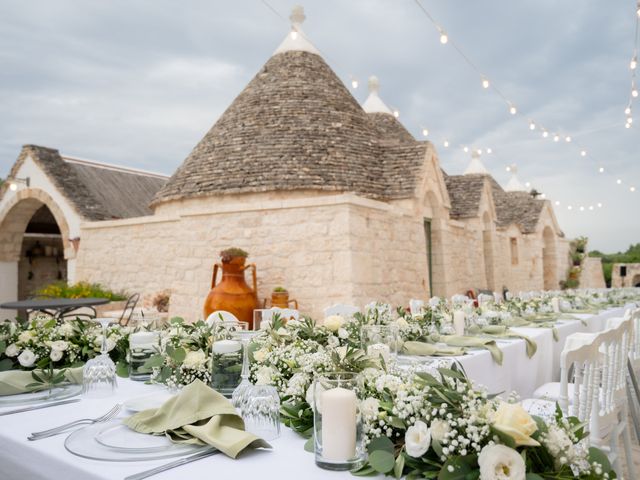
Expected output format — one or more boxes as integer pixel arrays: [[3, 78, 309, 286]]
[[124, 448, 219, 480], [0, 398, 81, 417]]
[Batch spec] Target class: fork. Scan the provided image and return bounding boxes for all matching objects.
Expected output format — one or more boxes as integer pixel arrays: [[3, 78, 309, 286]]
[[28, 403, 122, 440]]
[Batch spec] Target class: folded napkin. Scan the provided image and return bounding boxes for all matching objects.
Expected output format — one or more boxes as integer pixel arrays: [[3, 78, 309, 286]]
[[402, 342, 465, 357], [0, 367, 83, 396], [467, 325, 537, 359], [440, 335, 504, 365], [124, 379, 270, 458], [505, 317, 559, 341]]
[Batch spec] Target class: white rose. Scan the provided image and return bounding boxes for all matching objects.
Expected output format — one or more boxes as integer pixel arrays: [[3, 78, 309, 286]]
[[478, 444, 526, 480], [49, 340, 69, 351], [58, 323, 75, 337], [183, 350, 207, 369], [18, 330, 34, 343], [394, 317, 409, 330], [337, 327, 349, 339], [429, 419, 451, 443], [276, 327, 288, 336], [492, 402, 539, 447], [361, 397, 380, 419], [323, 315, 345, 332], [405, 420, 431, 458], [95, 335, 117, 352], [5, 343, 19, 357], [17, 349, 37, 368], [50, 349, 63, 362], [253, 348, 268, 363], [256, 366, 274, 385]]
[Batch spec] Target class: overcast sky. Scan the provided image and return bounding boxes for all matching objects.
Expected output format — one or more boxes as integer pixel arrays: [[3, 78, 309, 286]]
[[1, 0, 638, 252]]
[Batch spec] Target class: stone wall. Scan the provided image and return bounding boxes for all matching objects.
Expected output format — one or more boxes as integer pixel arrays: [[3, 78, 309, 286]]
[[579, 257, 606, 288], [611, 263, 640, 288]]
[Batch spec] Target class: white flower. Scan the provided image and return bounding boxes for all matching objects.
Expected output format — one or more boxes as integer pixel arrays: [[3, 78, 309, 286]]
[[256, 366, 275, 385], [394, 317, 409, 329], [18, 330, 34, 343], [94, 335, 117, 352], [183, 350, 207, 369], [17, 349, 37, 368], [253, 348, 268, 363], [337, 328, 349, 339], [276, 327, 288, 336], [492, 402, 539, 447], [430, 418, 451, 443], [305, 383, 315, 408], [49, 340, 69, 351], [361, 397, 380, 418], [58, 322, 75, 337], [428, 297, 441, 308], [323, 315, 345, 332], [5, 343, 19, 357], [478, 444, 526, 480], [50, 349, 63, 362], [405, 420, 431, 457]]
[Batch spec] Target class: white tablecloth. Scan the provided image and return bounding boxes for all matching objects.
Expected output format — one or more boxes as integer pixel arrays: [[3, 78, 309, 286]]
[[0, 305, 632, 480]]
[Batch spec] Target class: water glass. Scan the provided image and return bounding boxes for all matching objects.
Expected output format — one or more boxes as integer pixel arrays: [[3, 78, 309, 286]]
[[360, 325, 399, 367], [128, 331, 159, 381], [312, 372, 366, 471], [243, 384, 281, 441]]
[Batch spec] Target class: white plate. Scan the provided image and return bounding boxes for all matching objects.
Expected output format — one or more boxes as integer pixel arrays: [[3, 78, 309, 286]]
[[65, 420, 208, 462], [0, 384, 82, 407], [123, 392, 175, 412]]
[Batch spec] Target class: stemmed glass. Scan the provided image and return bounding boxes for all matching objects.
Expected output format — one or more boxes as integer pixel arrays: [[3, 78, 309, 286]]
[[231, 330, 259, 415], [82, 318, 117, 398]]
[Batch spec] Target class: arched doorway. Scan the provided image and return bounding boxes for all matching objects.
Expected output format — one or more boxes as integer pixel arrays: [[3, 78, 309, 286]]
[[482, 212, 495, 291], [633, 274, 640, 288], [542, 226, 558, 290], [0, 188, 73, 303]]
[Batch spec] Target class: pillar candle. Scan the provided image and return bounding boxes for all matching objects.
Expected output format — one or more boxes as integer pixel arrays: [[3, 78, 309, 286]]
[[321, 387, 357, 462], [212, 339, 241, 354], [551, 297, 560, 314], [453, 311, 465, 336], [367, 343, 390, 364]]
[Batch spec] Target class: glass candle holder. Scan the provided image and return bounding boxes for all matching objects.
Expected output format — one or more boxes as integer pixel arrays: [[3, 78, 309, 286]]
[[128, 331, 159, 381], [211, 321, 248, 397], [312, 372, 366, 471], [360, 325, 398, 367]]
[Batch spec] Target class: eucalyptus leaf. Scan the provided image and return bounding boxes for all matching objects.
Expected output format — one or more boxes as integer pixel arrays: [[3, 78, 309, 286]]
[[143, 355, 166, 369], [171, 347, 186, 364], [369, 450, 395, 473], [303, 437, 314, 453], [116, 361, 129, 378], [367, 435, 395, 454], [0, 340, 6, 355], [0, 358, 13, 371], [394, 452, 405, 479]]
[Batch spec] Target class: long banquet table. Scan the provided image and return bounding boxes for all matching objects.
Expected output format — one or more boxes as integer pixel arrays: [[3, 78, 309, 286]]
[[0, 305, 633, 480]]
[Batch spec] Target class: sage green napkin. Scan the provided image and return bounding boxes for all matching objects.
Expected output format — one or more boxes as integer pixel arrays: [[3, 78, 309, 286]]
[[124, 379, 270, 459], [402, 342, 465, 357], [505, 317, 559, 341], [467, 325, 538, 359], [0, 367, 83, 396], [440, 335, 504, 365]]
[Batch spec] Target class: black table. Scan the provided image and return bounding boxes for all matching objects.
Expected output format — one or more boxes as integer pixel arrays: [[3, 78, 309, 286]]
[[0, 297, 110, 321]]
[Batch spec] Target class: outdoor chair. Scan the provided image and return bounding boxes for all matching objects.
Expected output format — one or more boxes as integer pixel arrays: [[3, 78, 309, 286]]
[[118, 293, 140, 326]]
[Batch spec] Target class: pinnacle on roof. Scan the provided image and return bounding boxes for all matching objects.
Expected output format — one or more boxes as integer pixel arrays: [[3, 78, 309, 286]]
[[463, 150, 489, 175], [273, 5, 321, 57], [504, 164, 527, 192], [362, 76, 393, 115]]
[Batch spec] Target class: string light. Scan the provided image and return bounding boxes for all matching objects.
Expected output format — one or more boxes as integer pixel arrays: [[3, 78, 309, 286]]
[[542, 129, 549, 138], [588, 205, 594, 210], [625, 105, 632, 115], [580, 150, 587, 157], [481, 76, 490, 89], [599, 167, 605, 173], [508, 103, 517, 115], [443, 139, 449, 147], [632, 55, 638, 70], [579, 206, 585, 211], [463, 146, 469, 153], [486, 147, 492, 154], [529, 120, 536, 130], [555, 200, 560, 206], [477, 148, 483, 155], [633, 81, 639, 98], [505, 166, 511, 172], [632, 186, 637, 192], [567, 205, 573, 210], [565, 135, 572, 142], [626, 122, 632, 129], [616, 179, 622, 184], [422, 127, 429, 137], [350, 77, 358, 89], [393, 109, 400, 118], [290, 30, 298, 40], [597, 202, 603, 208], [525, 181, 531, 188], [553, 134, 560, 142], [628, 117, 634, 124], [439, 28, 448, 44]]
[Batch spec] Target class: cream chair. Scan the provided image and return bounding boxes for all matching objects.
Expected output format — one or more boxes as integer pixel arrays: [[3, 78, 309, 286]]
[[205, 310, 239, 326]]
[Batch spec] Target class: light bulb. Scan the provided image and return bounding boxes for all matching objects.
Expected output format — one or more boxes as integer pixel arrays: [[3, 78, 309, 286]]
[[439, 31, 448, 44], [9, 182, 17, 191], [599, 167, 604, 173], [633, 88, 639, 98], [505, 166, 511, 172], [553, 134, 560, 142], [628, 117, 633, 124], [542, 130, 549, 138], [529, 120, 536, 130], [555, 200, 560, 206], [625, 106, 632, 115], [509, 104, 517, 115], [443, 140, 449, 147], [351, 79, 358, 89], [631, 186, 637, 192], [626, 122, 632, 129], [422, 128, 429, 137], [588, 205, 594, 210], [565, 136, 571, 142], [616, 179, 622, 185], [481, 77, 490, 89], [540, 193, 546, 199], [597, 202, 602, 208], [477, 149, 483, 155], [580, 150, 587, 157], [291, 30, 298, 40], [393, 110, 399, 118], [579, 206, 585, 211], [568, 205, 573, 210], [486, 147, 492, 154], [525, 181, 531, 188], [463, 146, 469, 153], [632, 56, 638, 70]]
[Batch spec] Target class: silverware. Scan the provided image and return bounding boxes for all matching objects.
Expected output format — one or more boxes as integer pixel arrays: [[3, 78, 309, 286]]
[[0, 398, 80, 417], [28, 403, 122, 440], [124, 448, 219, 480]]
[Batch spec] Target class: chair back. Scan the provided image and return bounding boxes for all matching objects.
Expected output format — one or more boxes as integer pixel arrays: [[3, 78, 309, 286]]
[[626, 308, 640, 367], [323, 304, 359, 317], [596, 316, 632, 417], [559, 332, 600, 422], [205, 310, 239, 326], [118, 293, 140, 326]]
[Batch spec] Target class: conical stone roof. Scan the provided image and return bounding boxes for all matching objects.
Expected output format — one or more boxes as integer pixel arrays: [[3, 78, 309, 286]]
[[152, 49, 426, 206]]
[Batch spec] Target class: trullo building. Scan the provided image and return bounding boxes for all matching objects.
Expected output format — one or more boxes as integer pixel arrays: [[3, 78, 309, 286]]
[[0, 7, 573, 320]]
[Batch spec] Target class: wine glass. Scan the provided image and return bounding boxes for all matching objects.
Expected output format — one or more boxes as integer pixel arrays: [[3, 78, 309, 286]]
[[82, 318, 117, 398], [231, 330, 259, 414]]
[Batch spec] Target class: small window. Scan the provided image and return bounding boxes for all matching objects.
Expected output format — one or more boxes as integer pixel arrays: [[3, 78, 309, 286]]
[[510, 238, 519, 265]]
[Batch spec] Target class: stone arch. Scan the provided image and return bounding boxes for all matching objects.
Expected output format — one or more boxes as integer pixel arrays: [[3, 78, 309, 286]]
[[633, 274, 640, 288], [0, 188, 74, 262], [482, 211, 495, 290], [542, 226, 558, 290]]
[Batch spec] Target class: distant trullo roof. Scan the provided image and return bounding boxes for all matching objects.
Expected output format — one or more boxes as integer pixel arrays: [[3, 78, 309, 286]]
[[152, 8, 428, 206]]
